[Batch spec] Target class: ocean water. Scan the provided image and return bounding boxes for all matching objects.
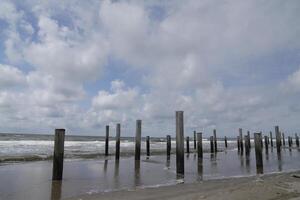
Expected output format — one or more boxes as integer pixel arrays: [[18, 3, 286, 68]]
[[0, 133, 299, 200], [0, 133, 236, 163]]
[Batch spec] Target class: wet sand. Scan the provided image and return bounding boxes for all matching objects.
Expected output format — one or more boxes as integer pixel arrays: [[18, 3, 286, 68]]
[[68, 171, 300, 200]]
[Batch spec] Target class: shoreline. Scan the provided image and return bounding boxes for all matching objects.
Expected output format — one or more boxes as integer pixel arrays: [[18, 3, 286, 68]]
[[68, 170, 300, 200]]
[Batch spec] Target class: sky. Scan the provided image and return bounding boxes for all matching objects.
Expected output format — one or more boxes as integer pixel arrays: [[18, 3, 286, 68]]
[[0, 0, 300, 137]]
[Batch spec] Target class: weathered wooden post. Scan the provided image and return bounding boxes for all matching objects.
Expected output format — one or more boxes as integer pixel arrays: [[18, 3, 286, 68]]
[[247, 131, 251, 148], [105, 125, 109, 156], [239, 128, 244, 155], [224, 136, 228, 148], [197, 133, 203, 162], [254, 132, 263, 174], [264, 135, 268, 153], [115, 123, 121, 160], [275, 126, 281, 153], [135, 120, 142, 161], [210, 136, 214, 153], [194, 131, 197, 150], [270, 131, 273, 147], [176, 111, 184, 175], [282, 132, 285, 146], [146, 136, 150, 157], [167, 135, 171, 158], [237, 136, 240, 152], [213, 129, 217, 152], [52, 129, 65, 180], [186, 136, 190, 154], [296, 133, 299, 148], [245, 135, 250, 156], [288, 136, 292, 150]]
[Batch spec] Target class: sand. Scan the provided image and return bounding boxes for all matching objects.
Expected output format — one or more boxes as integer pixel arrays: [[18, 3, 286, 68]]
[[68, 171, 300, 200]]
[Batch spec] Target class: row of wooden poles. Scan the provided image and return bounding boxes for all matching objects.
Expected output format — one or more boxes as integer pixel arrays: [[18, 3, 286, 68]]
[[52, 111, 300, 180]]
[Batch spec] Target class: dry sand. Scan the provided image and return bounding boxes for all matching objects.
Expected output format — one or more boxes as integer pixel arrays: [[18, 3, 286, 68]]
[[68, 171, 300, 200]]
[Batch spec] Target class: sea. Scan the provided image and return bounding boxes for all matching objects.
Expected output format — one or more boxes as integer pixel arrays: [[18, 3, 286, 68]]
[[0, 133, 299, 200]]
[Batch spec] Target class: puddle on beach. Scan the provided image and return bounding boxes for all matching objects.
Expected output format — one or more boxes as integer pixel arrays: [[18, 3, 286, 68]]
[[0, 148, 299, 200]]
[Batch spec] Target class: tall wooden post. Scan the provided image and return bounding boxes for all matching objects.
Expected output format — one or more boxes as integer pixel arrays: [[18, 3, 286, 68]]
[[167, 135, 171, 158], [146, 136, 150, 157], [52, 129, 65, 180], [282, 132, 285, 146], [224, 136, 228, 148], [176, 111, 184, 175], [197, 133, 203, 161], [213, 129, 217, 152], [264, 135, 268, 153], [115, 123, 121, 160], [288, 136, 292, 150], [247, 131, 251, 148], [275, 126, 281, 153], [193, 131, 197, 150], [270, 131, 273, 147], [186, 136, 190, 153], [135, 120, 142, 161], [239, 128, 244, 155], [210, 136, 214, 153], [245, 135, 250, 156], [105, 125, 109, 156], [254, 132, 263, 173], [237, 136, 240, 152]]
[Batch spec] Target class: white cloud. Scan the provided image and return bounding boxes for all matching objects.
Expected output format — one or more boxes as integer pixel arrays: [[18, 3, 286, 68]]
[[280, 67, 300, 93], [0, 0, 300, 135], [0, 64, 26, 89]]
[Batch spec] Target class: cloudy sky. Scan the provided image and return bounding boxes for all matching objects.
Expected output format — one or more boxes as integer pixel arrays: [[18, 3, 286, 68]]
[[0, 0, 300, 137]]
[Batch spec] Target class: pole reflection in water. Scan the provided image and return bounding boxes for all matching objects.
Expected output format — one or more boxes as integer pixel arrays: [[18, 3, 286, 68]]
[[134, 160, 141, 186], [197, 162, 203, 181], [277, 152, 282, 171], [114, 160, 120, 187], [50, 181, 62, 200], [239, 154, 244, 167], [245, 154, 250, 173], [166, 157, 171, 169], [104, 159, 108, 172]]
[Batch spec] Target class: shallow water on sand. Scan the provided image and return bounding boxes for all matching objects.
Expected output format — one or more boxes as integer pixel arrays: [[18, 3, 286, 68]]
[[0, 147, 299, 200]]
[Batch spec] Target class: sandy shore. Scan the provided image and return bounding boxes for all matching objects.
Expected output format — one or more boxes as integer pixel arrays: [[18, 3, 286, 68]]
[[68, 171, 300, 200]]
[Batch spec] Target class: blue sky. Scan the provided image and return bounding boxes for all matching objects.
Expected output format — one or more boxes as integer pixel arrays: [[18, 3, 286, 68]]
[[0, 0, 300, 137]]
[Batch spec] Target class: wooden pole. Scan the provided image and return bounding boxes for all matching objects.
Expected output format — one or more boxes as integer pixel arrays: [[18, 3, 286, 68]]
[[52, 129, 65, 180], [115, 123, 121, 160], [194, 131, 197, 150], [275, 126, 281, 153], [167, 135, 171, 158], [213, 129, 217, 152], [245, 135, 250, 156], [296, 133, 299, 148], [186, 136, 190, 153], [254, 132, 263, 173], [239, 128, 244, 155], [224, 136, 228, 148], [247, 131, 251, 148], [135, 120, 142, 161], [237, 136, 240, 152], [282, 132, 285, 146], [264, 135, 268, 153], [176, 111, 184, 175], [270, 131, 273, 147], [288, 136, 292, 150], [105, 125, 109, 156], [197, 132, 203, 161], [146, 136, 150, 157], [210, 136, 214, 153]]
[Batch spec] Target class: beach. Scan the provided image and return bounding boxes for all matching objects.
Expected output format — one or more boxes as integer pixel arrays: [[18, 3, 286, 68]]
[[69, 171, 300, 200]]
